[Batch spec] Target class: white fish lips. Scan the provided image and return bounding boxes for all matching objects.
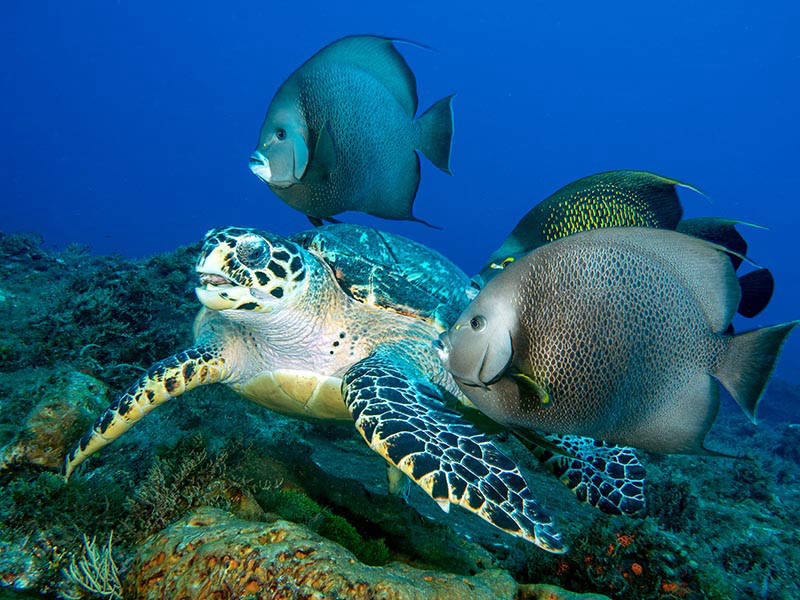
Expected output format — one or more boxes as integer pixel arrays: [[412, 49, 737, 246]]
[[249, 151, 272, 182]]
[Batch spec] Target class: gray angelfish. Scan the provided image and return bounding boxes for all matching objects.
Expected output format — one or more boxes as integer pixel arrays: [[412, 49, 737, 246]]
[[250, 35, 454, 226], [438, 227, 797, 455]]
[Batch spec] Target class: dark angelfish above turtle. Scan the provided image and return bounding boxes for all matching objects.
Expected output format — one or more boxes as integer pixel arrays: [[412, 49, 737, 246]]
[[61, 224, 650, 553], [249, 35, 454, 227], [474, 170, 774, 320], [440, 227, 798, 455]]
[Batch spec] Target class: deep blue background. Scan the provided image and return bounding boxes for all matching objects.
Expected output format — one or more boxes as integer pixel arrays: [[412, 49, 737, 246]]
[[3, 1, 799, 379]]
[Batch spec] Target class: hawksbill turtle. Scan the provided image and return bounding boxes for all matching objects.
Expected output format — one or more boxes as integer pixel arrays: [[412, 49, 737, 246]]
[[62, 224, 646, 552]]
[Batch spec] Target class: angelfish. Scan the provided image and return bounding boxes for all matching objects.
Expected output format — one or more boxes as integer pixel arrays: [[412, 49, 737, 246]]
[[473, 171, 774, 319], [439, 227, 797, 455], [250, 35, 454, 226]]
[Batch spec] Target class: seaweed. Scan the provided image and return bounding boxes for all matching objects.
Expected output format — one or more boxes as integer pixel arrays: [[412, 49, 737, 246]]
[[0, 470, 129, 549], [254, 487, 390, 566]]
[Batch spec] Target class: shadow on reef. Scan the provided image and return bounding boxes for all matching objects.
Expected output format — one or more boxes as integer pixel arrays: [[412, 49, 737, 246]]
[[1, 232, 799, 599]]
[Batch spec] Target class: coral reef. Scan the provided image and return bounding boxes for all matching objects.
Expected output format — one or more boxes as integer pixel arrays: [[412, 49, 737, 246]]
[[125, 507, 518, 600], [0, 370, 110, 471], [62, 533, 122, 599], [517, 584, 610, 599]]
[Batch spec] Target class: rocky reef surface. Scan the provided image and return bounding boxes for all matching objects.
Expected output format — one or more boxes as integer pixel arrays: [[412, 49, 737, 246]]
[[0, 231, 798, 599]]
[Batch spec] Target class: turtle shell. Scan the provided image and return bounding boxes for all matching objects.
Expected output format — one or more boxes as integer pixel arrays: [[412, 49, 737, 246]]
[[290, 224, 472, 327]]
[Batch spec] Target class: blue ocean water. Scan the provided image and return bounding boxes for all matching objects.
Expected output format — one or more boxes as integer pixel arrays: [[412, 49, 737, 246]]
[[3, 0, 798, 383]]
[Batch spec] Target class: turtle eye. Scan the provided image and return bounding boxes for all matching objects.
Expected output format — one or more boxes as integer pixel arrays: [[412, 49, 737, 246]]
[[275, 128, 286, 141], [470, 315, 486, 331], [236, 235, 269, 267]]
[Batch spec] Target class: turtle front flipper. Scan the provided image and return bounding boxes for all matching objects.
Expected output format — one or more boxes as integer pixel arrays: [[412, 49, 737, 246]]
[[62, 344, 228, 481], [342, 349, 565, 553], [518, 432, 646, 516]]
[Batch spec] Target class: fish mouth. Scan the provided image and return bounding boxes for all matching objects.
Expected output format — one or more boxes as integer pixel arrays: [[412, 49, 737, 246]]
[[434, 332, 451, 363], [435, 332, 482, 389], [249, 152, 273, 183], [249, 152, 294, 189]]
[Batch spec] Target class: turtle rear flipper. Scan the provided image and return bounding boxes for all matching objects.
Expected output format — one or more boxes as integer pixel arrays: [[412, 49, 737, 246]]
[[516, 431, 646, 516], [62, 344, 228, 481], [343, 348, 565, 553]]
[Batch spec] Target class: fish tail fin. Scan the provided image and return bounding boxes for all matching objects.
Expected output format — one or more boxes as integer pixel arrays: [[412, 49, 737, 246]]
[[737, 268, 775, 318], [415, 94, 455, 174], [715, 321, 799, 422]]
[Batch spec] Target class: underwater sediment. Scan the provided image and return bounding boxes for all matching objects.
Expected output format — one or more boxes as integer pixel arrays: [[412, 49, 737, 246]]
[[0, 231, 799, 599]]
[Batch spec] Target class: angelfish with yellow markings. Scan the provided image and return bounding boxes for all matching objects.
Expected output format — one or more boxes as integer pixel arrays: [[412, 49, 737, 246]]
[[474, 170, 774, 320], [439, 227, 797, 455]]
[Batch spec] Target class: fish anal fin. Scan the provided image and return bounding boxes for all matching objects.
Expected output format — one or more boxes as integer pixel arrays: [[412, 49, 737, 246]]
[[737, 268, 775, 318]]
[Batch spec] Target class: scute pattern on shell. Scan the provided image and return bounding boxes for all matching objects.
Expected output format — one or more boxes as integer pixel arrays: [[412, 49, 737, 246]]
[[291, 224, 471, 327]]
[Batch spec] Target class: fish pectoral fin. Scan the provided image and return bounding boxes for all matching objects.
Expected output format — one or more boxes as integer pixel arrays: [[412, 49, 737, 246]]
[[291, 130, 310, 181], [310, 121, 337, 177], [508, 370, 550, 405]]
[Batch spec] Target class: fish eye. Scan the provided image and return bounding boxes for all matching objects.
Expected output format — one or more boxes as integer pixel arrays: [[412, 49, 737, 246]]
[[275, 128, 287, 140], [470, 315, 486, 331]]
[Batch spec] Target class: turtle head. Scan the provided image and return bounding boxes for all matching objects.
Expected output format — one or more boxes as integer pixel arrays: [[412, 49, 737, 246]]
[[195, 227, 308, 313]]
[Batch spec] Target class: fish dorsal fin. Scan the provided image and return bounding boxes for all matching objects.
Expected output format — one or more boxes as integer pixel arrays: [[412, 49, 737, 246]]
[[584, 227, 741, 333], [677, 218, 766, 270], [304, 35, 418, 117]]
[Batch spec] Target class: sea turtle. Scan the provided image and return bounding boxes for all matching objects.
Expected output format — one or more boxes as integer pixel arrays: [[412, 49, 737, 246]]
[[62, 224, 646, 552]]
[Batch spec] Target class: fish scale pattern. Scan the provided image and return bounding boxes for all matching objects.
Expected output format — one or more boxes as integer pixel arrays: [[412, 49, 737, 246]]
[[540, 182, 662, 243], [532, 434, 646, 516], [343, 349, 565, 553]]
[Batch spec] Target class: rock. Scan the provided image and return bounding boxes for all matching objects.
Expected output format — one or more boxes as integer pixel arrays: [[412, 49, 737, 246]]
[[517, 583, 611, 599], [0, 369, 110, 470], [0, 533, 61, 595], [125, 507, 518, 600]]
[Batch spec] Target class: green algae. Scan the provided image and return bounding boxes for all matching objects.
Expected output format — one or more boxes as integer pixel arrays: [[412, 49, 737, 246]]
[[255, 487, 390, 566]]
